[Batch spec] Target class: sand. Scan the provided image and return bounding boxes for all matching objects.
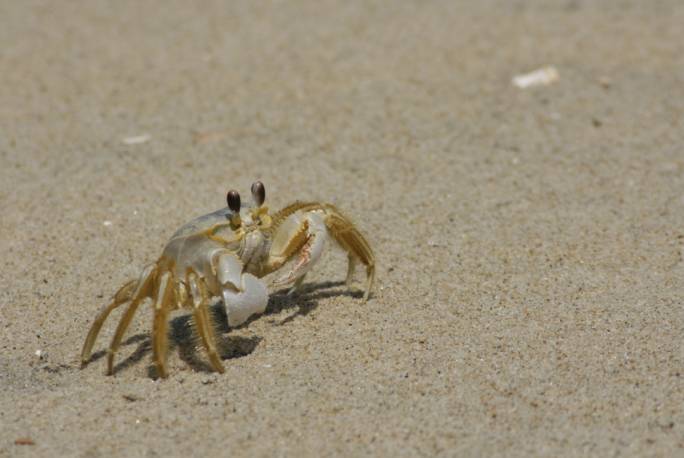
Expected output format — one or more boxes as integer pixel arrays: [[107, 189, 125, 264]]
[[1, 1, 683, 456]]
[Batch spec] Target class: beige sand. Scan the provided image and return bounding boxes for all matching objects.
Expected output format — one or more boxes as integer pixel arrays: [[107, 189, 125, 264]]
[[2, 1, 683, 456]]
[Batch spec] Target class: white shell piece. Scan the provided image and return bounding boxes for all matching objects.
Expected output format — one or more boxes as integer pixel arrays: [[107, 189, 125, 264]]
[[512, 66, 559, 89], [121, 134, 151, 145], [222, 273, 268, 327], [215, 252, 243, 290]]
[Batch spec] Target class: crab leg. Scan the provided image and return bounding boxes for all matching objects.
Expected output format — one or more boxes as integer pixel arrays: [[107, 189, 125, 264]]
[[152, 271, 174, 378], [187, 272, 225, 373], [104, 264, 157, 374], [272, 213, 327, 289], [322, 208, 375, 300], [288, 273, 307, 295], [345, 254, 356, 288], [81, 279, 137, 365], [268, 202, 375, 300]]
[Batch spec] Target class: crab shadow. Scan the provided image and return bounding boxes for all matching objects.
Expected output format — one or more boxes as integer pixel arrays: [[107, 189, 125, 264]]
[[256, 280, 362, 326], [90, 280, 361, 377]]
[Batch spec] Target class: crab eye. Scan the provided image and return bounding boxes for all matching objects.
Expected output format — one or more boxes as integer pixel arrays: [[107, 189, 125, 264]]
[[251, 181, 266, 207], [226, 190, 241, 213]]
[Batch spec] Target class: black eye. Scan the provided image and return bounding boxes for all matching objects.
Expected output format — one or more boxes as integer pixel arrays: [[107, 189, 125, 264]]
[[251, 181, 265, 207], [226, 190, 241, 212]]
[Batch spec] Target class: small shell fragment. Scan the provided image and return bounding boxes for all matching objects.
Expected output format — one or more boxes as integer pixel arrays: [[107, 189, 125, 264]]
[[122, 134, 151, 145], [598, 76, 612, 89], [512, 66, 559, 89]]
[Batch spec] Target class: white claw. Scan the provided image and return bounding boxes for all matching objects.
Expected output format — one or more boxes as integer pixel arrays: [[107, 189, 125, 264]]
[[215, 251, 242, 290], [222, 274, 268, 327]]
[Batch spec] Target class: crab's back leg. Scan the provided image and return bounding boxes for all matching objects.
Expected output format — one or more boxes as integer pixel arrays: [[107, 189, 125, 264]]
[[81, 279, 137, 366], [322, 206, 375, 301], [106, 264, 157, 375], [345, 254, 357, 288]]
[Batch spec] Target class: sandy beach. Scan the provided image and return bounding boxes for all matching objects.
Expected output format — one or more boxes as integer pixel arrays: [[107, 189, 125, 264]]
[[1, 1, 683, 456]]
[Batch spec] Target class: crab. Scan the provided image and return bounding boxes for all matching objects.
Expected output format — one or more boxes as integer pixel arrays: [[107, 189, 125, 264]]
[[80, 181, 375, 378]]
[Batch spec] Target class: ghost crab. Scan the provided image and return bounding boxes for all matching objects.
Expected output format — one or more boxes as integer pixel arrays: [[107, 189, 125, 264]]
[[81, 181, 375, 377]]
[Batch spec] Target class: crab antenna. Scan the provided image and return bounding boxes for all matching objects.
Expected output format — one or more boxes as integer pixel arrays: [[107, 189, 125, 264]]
[[251, 181, 265, 207]]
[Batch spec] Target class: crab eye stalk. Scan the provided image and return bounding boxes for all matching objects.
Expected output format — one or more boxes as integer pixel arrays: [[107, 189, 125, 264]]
[[251, 181, 265, 207], [226, 190, 241, 213]]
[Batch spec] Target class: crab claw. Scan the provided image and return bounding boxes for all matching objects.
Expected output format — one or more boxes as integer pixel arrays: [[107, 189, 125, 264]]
[[222, 273, 268, 327], [272, 213, 326, 289]]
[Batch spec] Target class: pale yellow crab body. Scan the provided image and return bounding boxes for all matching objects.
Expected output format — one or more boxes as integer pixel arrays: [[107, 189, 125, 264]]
[[81, 182, 375, 378], [161, 207, 261, 293]]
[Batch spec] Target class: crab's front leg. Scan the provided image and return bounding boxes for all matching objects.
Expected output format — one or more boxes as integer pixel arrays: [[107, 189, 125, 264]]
[[177, 251, 268, 375]]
